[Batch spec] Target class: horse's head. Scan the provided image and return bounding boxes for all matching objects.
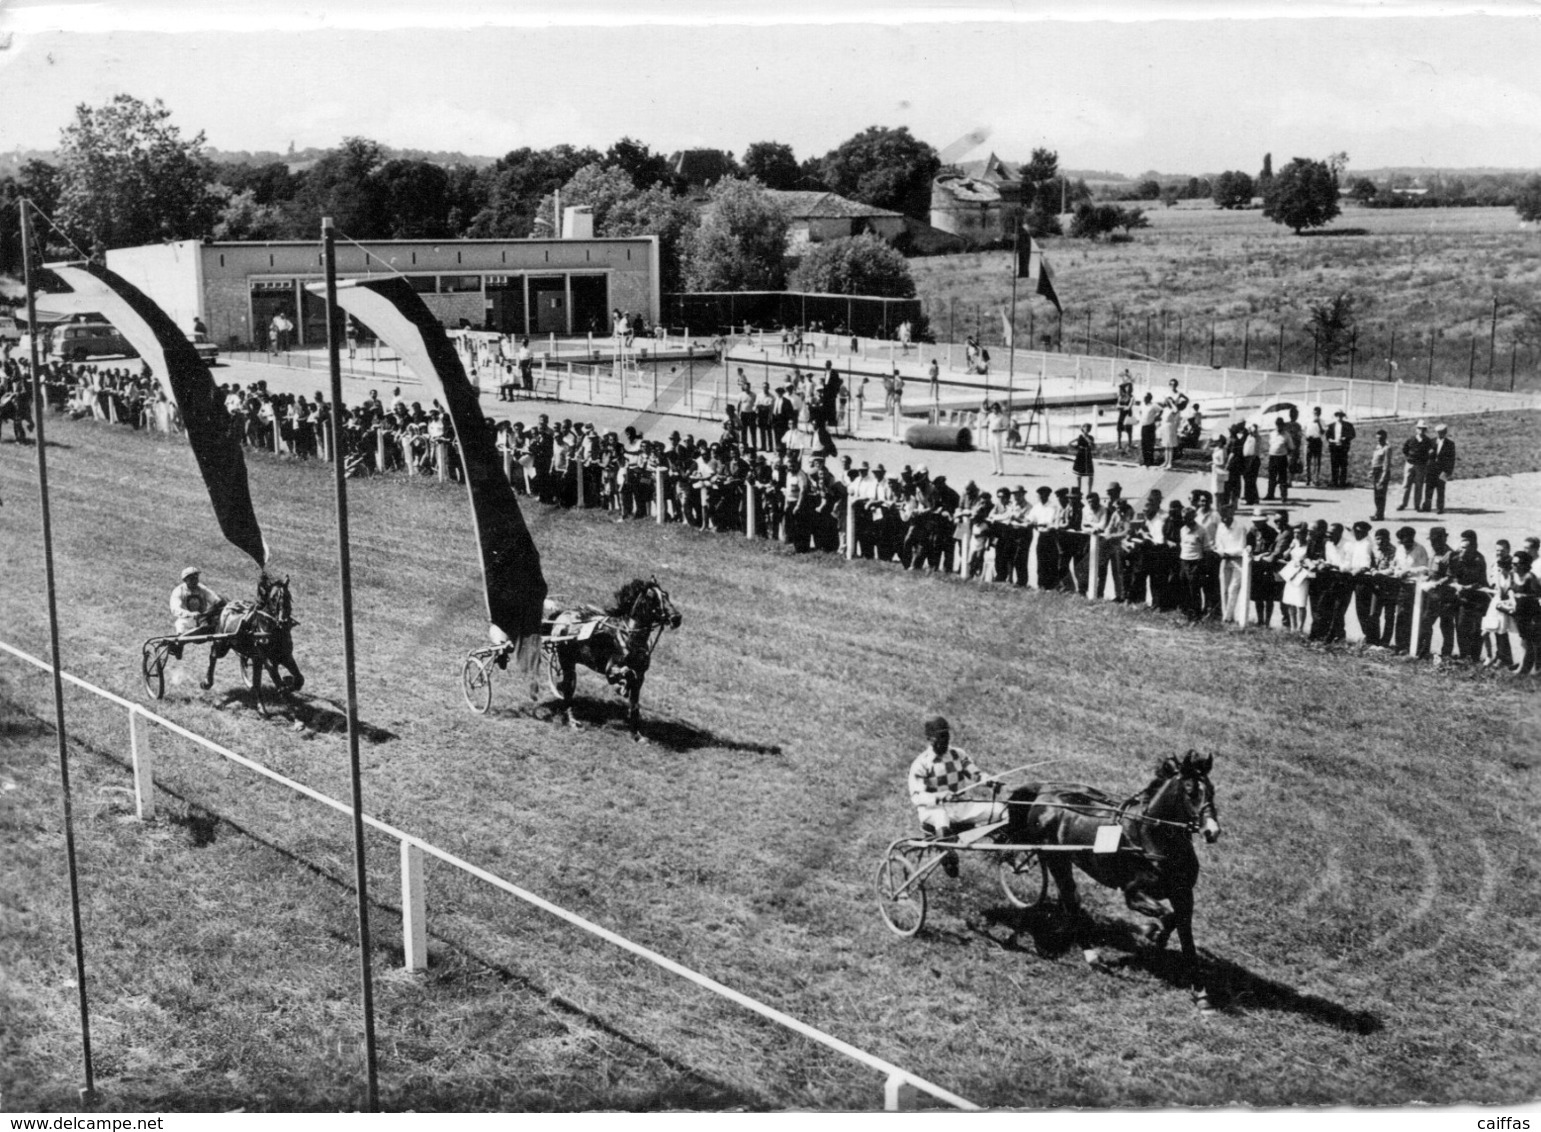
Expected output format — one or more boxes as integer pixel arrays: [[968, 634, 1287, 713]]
[[641, 576, 683, 631], [1151, 750, 1221, 843], [257, 573, 294, 627]]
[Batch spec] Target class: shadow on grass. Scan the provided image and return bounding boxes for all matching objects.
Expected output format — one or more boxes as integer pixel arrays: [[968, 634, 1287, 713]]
[[972, 904, 1382, 1034], [517, 696, 783, 755], [0, 436, 72, 450], [210, 687, 399, 744], [1301, 227, 1371, 238]]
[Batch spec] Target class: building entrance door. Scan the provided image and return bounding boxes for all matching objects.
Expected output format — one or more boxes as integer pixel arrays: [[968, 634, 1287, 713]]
[[529, 276, 568, 335]]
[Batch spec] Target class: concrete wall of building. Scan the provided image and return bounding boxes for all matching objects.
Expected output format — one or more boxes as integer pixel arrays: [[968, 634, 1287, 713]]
[[105, 241, 206, 335]]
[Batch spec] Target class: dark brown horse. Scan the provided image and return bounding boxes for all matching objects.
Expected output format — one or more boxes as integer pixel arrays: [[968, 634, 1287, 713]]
[[204, 574, 303, 715], [544, 577, 681, 741], [1005, 751, 1221, 1001]]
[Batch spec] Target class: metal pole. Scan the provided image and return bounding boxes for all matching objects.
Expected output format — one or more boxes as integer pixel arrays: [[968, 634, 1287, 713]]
[[1348, 327, 1358, 380], [1207, 321, 1215, 367], [1114, 310, 1122, 356], [322, 217, 380, 1113], [1242, 319, 1250, 370], [1277, 323, 1285, 372], [1145, 313, 1152, 358], [1176, 316, 1183, 365], [22, 199, 97, 1103], [1467, 333, 1477, 389], [1085, 309, 1092, 355], [1387, 326, 1396, 382]]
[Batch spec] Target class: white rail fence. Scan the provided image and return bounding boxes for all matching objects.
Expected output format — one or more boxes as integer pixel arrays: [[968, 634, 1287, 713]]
[[0, 637, 975, 1113]]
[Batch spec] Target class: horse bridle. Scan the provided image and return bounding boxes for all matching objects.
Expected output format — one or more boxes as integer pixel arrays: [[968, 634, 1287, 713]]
[[1116, 773, 1217, 835], [617, 581, 675, 661]]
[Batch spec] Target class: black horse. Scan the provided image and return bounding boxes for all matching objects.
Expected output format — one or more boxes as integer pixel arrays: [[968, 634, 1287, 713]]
[[1005, 750, 1222, 1001], [544, 577, 682, 740], [205, 574, 304, 714], [0, 390, 31, 443]]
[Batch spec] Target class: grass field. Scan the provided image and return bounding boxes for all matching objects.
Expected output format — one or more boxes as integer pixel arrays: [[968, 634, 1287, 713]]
[[2, 415, 1540, 1111], [913, 205, 1541, 392]]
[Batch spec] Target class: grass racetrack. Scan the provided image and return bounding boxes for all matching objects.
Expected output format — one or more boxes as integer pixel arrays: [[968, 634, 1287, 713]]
[[3, 415, 1539, 1110]]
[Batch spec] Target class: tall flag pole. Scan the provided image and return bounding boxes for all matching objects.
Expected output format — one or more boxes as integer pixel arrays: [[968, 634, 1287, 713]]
[[21, 199, 97, 1102], [1007, 222, 1021, 414], [323, 217, 380, 1112]]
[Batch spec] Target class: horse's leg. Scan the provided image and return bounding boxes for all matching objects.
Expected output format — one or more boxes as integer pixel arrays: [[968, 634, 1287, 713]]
[[554, 651, 580, 730], [200, 644, 219, 690], [1123, 884, 1174, 946], [250, 653, 268, 717], [627, 673, 645, 743], [1164, 886, 1208, 1003], [1040, 857, 1098, 964]]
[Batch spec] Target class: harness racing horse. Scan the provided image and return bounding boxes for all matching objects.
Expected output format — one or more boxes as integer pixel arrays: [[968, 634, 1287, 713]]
[[544, 577, 682, 741], [204, 574, 304, 714], [0, 390, 31, 443], [1004, 751, 1222, 1001]]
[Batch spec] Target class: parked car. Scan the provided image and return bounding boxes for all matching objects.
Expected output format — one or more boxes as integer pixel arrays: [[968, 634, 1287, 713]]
[[48, 322, 137, 363], [187, 331, 219, 366]]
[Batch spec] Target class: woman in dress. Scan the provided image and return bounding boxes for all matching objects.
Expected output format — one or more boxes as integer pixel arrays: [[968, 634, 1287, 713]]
[[1070, 421, 1096, 494], [1210, 435, 1229, 503], [1161, 400, 1181, 469], [1279, 522, 1315, 632]]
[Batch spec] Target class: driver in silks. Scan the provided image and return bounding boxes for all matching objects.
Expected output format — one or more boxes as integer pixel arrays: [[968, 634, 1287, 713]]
[[168, 566, 224, 658], [908, 715, 1007, 877]]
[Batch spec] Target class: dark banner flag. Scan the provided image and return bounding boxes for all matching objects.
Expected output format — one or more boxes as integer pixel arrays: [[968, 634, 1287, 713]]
[[311, 276, 547, 667], [1014, 230, 1063, 314], [44, 262, 269, 568]]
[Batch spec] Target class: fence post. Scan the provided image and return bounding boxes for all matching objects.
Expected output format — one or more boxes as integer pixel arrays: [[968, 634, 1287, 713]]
[[376, 428, 387, 473], [129, 707, 154, 821], [1410, 582, 1426, 658], [576, 459, 588, 509], [959, 520, 972, 577], [745, 481, 757, 539], [698, 484, 710, 529], [1088, 534, 1101, 600], [436, 439, 449, 482], [1236, 551, 1252, 627], [400, 841, 428, 972], [891, 403, 900, 439], [845, 495, 857, 560], [655, 468, 667, 524], [272, 414, 284, 455], [502, 447, 514, 484], [885, 1073, 917, 1112]]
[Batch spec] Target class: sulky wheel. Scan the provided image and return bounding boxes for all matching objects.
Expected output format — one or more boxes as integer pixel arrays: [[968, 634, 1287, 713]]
[[999, 849, 1049, 909], [462, 653, 494, 714], [875, 851, 927, 938], [141, 642, 169, 701]]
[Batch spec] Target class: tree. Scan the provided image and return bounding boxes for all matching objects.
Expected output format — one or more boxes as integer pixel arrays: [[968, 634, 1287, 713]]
[[1516, 174, 1541, 223], [607, 186, 698, 297], [0, 160, 61, 272], [741, 142, 801, 191], [285, 136, 388, 237], [1212, 170, 1255, 209], [1133, 178, 1162, 200], [1069, 202, 1124, 240], [1306, 292, 1357, 370], [1348, 177, 1379, 204], [466, 145, 597, 238], [1022, 199, 1063, 238], [373, 159, 456, 239], [539, 163, 638, 235], [788, 233, 915, 298], [212, 188, 288, 241], [685, 179, 789, 291], [816, 125, 940, 218], [1257, 152, 1274, 198], [604, 136, 676, 192], [55, 94, 221, 252], [1262, 157, 1342, 234], [1021, 147, 1059, 186], [1115, 207, 1150, 236]]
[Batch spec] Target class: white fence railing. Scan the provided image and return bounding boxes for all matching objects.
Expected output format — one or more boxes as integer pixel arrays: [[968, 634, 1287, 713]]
[[0, 638, 975, 1112]]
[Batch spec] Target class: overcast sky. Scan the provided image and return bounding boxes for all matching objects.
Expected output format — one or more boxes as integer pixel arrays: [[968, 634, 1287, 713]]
[[3, 1, 1540, 174]]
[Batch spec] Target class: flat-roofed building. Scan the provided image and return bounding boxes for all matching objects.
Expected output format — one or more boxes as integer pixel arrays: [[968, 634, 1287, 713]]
[[105, 236, 661, 349]]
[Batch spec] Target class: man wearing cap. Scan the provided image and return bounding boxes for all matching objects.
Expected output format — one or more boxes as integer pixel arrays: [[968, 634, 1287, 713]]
[[1327, 410, 1357, 488], [1212, 501, 1248, 623], [908, 716, 1006, 877], [1448, 529, 1489, 661], [1414, 527, 1459, 660], [1399, 421, 1435, 512], [1390, 526, 1431, 653], [1343, 521, 1378, 643], [1428, 424, 1456, 514], [169, 568, 224, 657]]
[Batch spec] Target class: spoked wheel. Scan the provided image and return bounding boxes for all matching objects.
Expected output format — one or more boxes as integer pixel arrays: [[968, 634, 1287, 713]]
[[462, 653, 494, 714], [875, 850, 928, 938], [141, 641, 169, 700], [999, 849, 1049, 909]]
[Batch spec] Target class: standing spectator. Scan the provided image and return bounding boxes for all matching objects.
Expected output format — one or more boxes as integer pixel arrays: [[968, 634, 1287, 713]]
[[1209, 435, 1229, 504], [1304, 406, 1326, 486], [928, 358, 941, 420], [1114, 370, 1135, 454], [1399, 421, 1434, 512], [1369, 429, 1392, 521], [1367, 527, 1401, 648], [1390, 525, 1431, 654], [1415, 527, 1458, 660], [1283, 407, 1305, 486], [518, 337, 534, 393], [1327, 410, 1357, 488], [1240, 424, 1262, 505], [1027, 486, 1060, 589], [1427, 424, 1456, 514], [1212, 501, 1248, 623], [984, 401, 1008, 476], [1506, 551, 1541, 675], [1263, 419, 1291, 502], [1449, 529, 1489, 662], [1070, 421, 1095, 494], [1279, 522, 1314, 633], [1343, 521, 1378, 644], [1483, 540, 1516, 669], [1177, 508, 1211, 620], [1160, 397, 1181, 470], [1138, 393, 1160, 467], [1312, 522, 1353, 643]]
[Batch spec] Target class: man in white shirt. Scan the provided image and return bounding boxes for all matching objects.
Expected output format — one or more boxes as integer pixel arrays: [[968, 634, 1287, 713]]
[[168, 566, 224, 658], [1212, 501, 1249, 623], [1304, 406, 1327, 486], [1342, 521, 1378, 643], [1263, 420, 1291, 503], [1391, 526, 1431, 653]]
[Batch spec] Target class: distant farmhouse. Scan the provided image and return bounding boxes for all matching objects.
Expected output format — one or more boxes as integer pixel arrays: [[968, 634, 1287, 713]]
[[930, 153, 1024, 246], [764, 190, 907, 251]]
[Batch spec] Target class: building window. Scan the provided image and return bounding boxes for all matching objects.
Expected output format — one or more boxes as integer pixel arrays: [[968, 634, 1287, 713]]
[[406, 276, 436, 294], [439, 275, 482, 293]]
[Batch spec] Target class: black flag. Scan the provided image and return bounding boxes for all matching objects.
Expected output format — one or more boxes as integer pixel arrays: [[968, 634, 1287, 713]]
[[1014, 230, 1062, 314], [45, 262, 268, 567], [312, 277, 547, 667]]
